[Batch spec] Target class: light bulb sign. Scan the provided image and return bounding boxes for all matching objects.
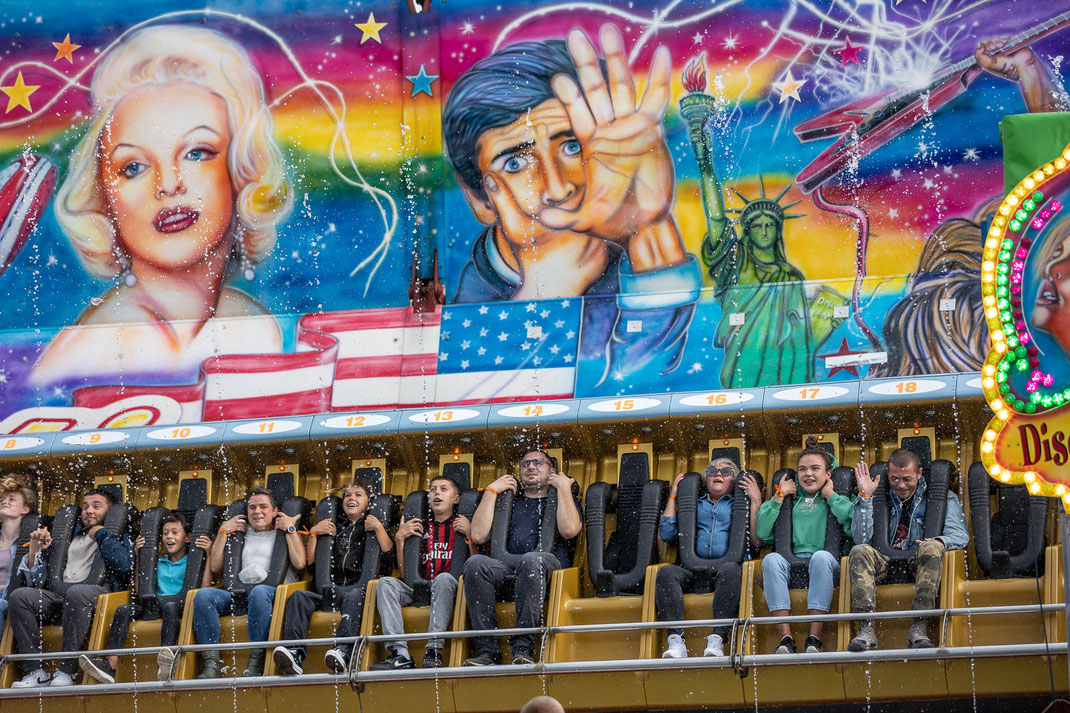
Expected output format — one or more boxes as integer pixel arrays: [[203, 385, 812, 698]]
[[981, 141, 1070, 510]]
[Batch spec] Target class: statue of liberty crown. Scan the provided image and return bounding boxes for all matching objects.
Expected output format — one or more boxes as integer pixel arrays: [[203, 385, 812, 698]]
[[726, 176, 804, 226]]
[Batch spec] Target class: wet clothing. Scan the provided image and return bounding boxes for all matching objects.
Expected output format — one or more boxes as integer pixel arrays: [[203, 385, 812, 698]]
[[849, 540, 946, 614], [11, 524, 133, 675], [156, 555, 187, 597], [755, 492, 853, 554], [850, 477, 970, 551], [422, 516, 457, 580], [377, 574, 458, 654], [661, 493, 735, 559], [105, 554, 189, 651], [507, 494, 582, 567]]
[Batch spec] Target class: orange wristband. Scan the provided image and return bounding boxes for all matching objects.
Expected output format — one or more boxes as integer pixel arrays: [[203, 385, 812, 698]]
[[486, 486, 500, 496], [859, 492, 872, 499], [218, 528, 230, 536], [668, 495, 676, 501]]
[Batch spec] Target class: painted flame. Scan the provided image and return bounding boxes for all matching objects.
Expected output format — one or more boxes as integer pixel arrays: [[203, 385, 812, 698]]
[[682, 53, 707, 94]]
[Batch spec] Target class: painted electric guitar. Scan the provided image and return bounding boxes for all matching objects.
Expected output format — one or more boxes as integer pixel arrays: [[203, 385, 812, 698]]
[[794, 10, 1070, 194], [0, 154, 56, 276]]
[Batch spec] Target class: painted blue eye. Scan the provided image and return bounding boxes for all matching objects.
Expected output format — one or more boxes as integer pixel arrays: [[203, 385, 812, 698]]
[[120, 162, 144, 179], [186, 148, 215, 161], [562, 139, 581, 156], [503, 155, 528, 174]]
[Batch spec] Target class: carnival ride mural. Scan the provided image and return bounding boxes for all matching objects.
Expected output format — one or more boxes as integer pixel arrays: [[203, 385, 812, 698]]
[[0, 0, 1066, 431]]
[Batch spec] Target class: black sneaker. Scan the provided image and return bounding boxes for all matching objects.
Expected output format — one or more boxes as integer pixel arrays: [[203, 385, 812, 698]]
[[804, 635, 824, 653], [511, 647, 535, 665], [421, 649, 443, 668], [272, 647, 303, 676], [462, 651, 501, 666], [370, 652, 415, 671], [774, 636, 797, 654], [78, 656, 116, 684]]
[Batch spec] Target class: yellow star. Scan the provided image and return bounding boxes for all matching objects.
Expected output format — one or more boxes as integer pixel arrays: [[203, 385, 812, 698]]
[[1, 72, 40, 114], [355, 12, 388, 44], [773, 71, 806, 104], [52, 33, 81, 63]]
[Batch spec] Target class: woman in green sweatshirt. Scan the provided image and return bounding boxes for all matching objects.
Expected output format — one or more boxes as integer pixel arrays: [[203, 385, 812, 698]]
[[755, 437, 853, 654]]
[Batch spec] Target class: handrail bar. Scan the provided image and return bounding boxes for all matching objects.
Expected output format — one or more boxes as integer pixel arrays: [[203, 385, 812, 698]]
[[0, 602, 1058, 662]]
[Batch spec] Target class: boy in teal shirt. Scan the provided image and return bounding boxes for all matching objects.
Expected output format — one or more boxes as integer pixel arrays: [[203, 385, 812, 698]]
[[756, 437, 852, 653], [80, 512, 212, 683]]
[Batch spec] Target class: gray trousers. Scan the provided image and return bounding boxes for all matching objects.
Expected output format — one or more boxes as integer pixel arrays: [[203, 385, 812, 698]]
[[375, 574, 458, 654], [8, 584, 107, 674], [463, 552, 560, 655]]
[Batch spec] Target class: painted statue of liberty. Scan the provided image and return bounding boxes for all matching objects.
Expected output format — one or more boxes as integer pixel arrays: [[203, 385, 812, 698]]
[[680, 56, 845, 387]]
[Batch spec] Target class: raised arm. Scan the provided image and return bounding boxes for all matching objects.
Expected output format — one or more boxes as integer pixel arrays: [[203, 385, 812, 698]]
[[277, 513, 306, 572], [549, 472, 582, 540], [211, 514, 246, 576]]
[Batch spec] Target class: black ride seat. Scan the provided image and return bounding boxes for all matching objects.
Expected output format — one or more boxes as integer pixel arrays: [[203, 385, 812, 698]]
[[675, 470, 758, 593], [402, 487, 480, 606], [312, 491, 399, 611], [584, 450, 667, 597], [968, 462, 1048, 579], [137, 505, 224, 619], [46, 502, 136, 595]]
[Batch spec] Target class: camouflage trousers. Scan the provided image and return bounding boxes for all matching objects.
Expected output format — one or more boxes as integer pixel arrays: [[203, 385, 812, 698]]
[[848, 541, 945, 615]]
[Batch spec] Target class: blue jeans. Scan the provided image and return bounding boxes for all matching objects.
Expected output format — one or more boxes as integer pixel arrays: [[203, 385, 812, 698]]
[[762, 551, 839, 613], [0, 595, 8, 634], [192, 586, 277, 644]]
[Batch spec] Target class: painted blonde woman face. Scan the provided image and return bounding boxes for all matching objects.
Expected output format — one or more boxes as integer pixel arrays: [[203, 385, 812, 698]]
[[99, 81, 235, 272], [1033, 231, 1070, 353]]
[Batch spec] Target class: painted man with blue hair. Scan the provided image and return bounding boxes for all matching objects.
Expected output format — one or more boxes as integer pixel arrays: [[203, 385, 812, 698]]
[[443, 25, 701, 385]]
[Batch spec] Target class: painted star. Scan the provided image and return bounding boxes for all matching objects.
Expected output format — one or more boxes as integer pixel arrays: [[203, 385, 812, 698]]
[[461, 21, 475, 35], [406, 64, 438, 97], [539, 309, 550, 318], [923, 178, 935, 189], [461, 360, 470, 369], [963, 147, 979, 161], [0, 371, 6, 384], [888, 208, 899, 218], [549, 344, 561, 354], [772, 71, 805, 103], [52, 33, 81, 63], [917, 141, 929, 153], [563, 354, 574, 364], [525, 302, 537, 312], [565, 330, 576, 340], [723, 34, 739, 50], [462, 319, 471, 328], [478, 305, 489, 315], [355, 13, 388, 44], [819, 338, 867, 378], [479, 328, 488, 337], [477, 347, 486, 356], [554, 320, 565, 329], [834, 38, 862, 66], [692, 32, 704, 44], [494, 356, 504, 365], [439, 352, 449, 362], [498, 331, 508, 342], [461, 340, 471, 350], [46, 253, 57, 266], [1, 72, 40, 114]]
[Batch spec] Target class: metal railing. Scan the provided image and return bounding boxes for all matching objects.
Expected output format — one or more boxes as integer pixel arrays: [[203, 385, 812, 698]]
[[0, 602, 1062, 697]]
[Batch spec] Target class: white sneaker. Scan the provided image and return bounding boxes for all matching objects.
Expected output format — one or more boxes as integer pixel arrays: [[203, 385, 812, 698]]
[[324, 648, 348, 674], [703, 634, 725, 657], [661, 633, 687, 659], [11, 669, 50, 688], [157, 647, 176, 682], [49, 671, 75, 687]]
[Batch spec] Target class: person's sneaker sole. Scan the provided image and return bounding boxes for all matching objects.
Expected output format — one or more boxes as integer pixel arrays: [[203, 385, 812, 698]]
[[908, 638, 935, 649], [78, 656, 115, 685], [511, 655, 535, 665], [273, 647, 303, 676], [421, 653, 443, 668], [847, 638, 877, 652], [324, 650, 347, 674], [156, 648, 176, 682]]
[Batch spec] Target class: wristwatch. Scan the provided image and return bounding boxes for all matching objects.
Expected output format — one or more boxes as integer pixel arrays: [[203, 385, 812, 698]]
[[285, 524, 297, 534]]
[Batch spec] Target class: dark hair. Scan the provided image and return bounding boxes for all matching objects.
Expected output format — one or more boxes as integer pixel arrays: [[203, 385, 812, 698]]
[[162, 511, 191, 535], [888, 448, 922, 471], [443, 39, 603, 200], [799, 436, 833, 472], [429, 475, 461, 493], [343, 472, 379, 500], [522, 448, 555, 469], [246, 486, 278, 510], [83, 487, 118, 506]]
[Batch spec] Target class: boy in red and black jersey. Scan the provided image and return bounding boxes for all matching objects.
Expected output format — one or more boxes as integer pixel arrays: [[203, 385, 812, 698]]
[[370, 476, 470, 669]]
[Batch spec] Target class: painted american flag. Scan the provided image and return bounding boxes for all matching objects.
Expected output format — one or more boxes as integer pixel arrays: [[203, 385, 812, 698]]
[[435, 298, 581, 404]]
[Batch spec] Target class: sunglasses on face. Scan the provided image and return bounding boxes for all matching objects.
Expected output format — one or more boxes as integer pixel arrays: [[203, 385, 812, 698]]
[[520, 459, 549, 468], [705, 467, 736, 477]]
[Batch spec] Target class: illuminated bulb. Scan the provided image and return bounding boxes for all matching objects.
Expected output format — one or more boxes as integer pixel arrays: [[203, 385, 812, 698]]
[[984, 429, 996, 441], [982, 377, 994, 388], [1000, 205, 1012, 216], [1058, 158, 1067, 170], [1045, 163, 1055, 175], [992, 330, 1005, 341], [1034, 171, 1046, 182], [1001, 472, 1012, 483], [980, 441, 993, 454], [1028, 481, 1041, 494], [983, 260, 995, 271], [985, 307, 997, 319], [983, 362, 996, 373], [1008, 194, 1020, 205], [1024, 177, 1036, 189], [992, 399, 1005, 411], [1024, 471, 1036, 482], [998, 409, 1010, 420], [995, 342, 1006, 353], [1057, 485, 1067, 496]]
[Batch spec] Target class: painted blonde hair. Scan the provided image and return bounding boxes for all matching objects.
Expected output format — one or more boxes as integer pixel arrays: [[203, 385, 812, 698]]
[[55, 24, 293, 279]]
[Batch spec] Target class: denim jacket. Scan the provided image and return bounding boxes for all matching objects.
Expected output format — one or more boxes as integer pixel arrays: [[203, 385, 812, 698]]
[[851, 476, 969, 551], [17, 522, 134, 592], [661, 493, 735, 560]]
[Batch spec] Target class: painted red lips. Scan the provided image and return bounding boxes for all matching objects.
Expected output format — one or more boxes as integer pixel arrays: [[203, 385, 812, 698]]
[[154, 206, 200, 234]]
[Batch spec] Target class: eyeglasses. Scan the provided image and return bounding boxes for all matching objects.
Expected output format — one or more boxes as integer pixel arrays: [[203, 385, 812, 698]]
[[520, 459, 549, 468], [704, 467, 736, 477]]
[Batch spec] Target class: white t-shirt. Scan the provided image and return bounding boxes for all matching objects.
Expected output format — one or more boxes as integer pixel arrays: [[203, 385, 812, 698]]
[[239, 530, 296, 585]]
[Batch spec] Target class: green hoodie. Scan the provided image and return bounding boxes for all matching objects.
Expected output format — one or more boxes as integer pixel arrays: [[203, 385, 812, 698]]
[[756, 491, 853, 555]]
